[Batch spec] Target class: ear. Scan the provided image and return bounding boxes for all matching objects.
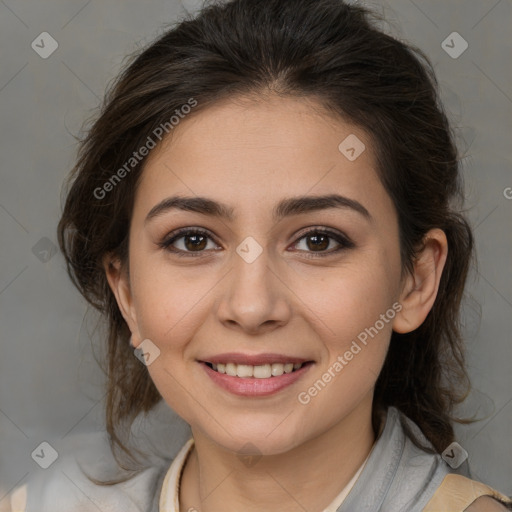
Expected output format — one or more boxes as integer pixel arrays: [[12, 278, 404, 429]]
[[103, 254, 143, 348], [392, 228, 448, 334]]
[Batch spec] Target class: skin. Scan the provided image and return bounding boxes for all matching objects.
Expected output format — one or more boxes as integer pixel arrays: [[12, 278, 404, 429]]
[[105, 94, 448, 512]]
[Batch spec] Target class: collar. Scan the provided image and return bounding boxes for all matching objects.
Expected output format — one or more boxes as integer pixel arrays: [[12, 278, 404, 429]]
[[159, 437, 195, 511], [158, 417, 378, 512]]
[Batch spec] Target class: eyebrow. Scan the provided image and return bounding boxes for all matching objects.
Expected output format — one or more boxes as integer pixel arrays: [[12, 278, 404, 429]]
[[145, 194, 372, 224]]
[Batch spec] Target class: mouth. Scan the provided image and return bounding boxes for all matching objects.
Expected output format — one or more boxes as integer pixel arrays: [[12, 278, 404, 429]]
[[199, 358, 315, 397], [203, 361, 313, 378]]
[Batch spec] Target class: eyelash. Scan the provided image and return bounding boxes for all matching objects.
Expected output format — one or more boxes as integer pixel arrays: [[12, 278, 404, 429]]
[[158, 227, 355, 259]]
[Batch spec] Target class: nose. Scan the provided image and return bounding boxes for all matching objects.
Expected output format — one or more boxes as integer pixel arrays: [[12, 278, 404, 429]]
[[215, 243, 292, 335]]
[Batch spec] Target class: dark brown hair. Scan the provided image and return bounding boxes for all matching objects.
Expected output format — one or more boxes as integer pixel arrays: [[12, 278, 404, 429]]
[[57, 0, 475, 484]]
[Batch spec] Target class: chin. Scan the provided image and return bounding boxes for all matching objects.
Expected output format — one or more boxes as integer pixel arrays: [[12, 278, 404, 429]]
[[201, 419, 305, 456]]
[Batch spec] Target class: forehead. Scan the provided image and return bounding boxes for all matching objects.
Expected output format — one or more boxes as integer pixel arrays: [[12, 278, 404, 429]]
[[134, 95, 390, 223]]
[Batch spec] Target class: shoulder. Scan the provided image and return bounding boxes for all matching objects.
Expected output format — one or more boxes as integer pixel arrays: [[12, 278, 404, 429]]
[[9, 431, 169, 512], [464, 495, 511, 511], [380, 409, 512, 512], [424, 473, 512, 512]]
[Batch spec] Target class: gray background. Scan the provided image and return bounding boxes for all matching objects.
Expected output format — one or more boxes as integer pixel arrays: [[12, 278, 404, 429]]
[[0, 0, 511, 505]]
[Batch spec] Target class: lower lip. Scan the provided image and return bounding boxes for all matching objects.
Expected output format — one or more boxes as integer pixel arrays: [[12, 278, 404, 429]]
[[200, 362, 313, 397]]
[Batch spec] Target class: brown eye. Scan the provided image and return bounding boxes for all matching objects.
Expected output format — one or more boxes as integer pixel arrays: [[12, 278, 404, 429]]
[[182, 233, 208, 251], [304, 233, 330, 251], [291, 228, 354, 257], [159, 228, 219, 257]]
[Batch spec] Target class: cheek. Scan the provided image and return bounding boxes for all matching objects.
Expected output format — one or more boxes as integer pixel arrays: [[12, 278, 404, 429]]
[[293, 266, 397, 422], [130, 256, 222, 356], [299, 252, 398, 332], [298, 255, 399, 381]]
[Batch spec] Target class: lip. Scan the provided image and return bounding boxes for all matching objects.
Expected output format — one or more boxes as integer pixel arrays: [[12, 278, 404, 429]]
[[200, 360, 314, 397], [198, 352, 311, 366]]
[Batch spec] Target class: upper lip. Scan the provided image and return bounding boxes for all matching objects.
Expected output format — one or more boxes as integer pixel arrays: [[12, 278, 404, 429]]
[[199, 353, 313, 366]]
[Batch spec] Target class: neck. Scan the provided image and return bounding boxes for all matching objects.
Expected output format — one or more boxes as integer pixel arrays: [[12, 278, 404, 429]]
[[179, 395, 379, 512]]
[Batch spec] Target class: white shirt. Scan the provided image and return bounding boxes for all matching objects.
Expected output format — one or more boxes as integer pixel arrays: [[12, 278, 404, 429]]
[[159, 438, 370, 512]]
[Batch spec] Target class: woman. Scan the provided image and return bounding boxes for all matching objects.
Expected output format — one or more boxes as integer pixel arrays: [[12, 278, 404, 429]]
[[13, 0, 512, 510]]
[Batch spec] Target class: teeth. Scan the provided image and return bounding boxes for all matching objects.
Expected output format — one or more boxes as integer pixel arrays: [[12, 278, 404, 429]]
[[210, 362, 305, 378], [237, 364, 253, 378], [226, 363, 237, 376]]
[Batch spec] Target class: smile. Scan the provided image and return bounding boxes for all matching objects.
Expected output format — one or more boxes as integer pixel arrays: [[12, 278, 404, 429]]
[[200, 361, 314, 397], [205, 361, 305, 378]]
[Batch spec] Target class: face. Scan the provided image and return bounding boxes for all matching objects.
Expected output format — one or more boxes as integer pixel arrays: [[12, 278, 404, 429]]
[[111, 94, 407, 456]]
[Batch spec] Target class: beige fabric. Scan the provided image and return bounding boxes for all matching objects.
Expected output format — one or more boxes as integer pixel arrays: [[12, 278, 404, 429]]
[[423, 474, 512, 512], [159, 437, 195, 511]]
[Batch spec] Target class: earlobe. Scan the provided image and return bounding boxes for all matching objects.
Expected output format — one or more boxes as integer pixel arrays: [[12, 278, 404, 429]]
[[392, 228, 448, 334], [102, 254, 141, 345]]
